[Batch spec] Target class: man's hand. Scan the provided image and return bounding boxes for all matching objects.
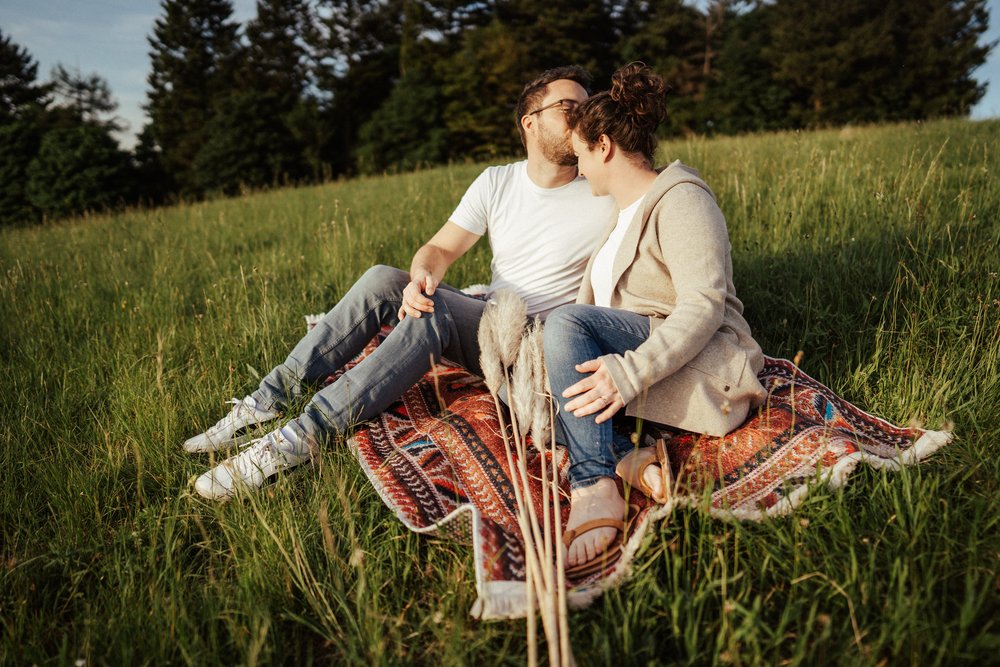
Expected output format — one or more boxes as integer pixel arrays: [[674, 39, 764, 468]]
[[398, 269, 438, 319], [563, 358, 624, 424], [399, 221, 480, 320]]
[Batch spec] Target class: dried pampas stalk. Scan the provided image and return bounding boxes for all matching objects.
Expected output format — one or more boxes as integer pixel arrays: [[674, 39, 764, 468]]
[[550, 393, 571, 666], [511, 327, 550, 583], [478, 292, 547, 666], [478, 295, 573, 666], [477, 300, 505, 396], [527, 320, 550, 448], [526, 320, 573, 666], [509, 329, 556, 660], [491, 289, 527, 366], [511, 330, 535, 439]]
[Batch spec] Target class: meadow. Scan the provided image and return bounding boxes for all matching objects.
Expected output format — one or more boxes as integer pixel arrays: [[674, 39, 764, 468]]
[[1, 118, 998, 665]]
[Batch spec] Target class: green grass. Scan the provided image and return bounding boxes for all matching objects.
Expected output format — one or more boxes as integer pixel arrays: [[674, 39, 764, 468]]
[[1, 118, 998, 665]]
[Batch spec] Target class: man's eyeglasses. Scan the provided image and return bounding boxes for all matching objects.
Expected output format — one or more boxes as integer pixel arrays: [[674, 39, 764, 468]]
[[528, 99, 579, 116]]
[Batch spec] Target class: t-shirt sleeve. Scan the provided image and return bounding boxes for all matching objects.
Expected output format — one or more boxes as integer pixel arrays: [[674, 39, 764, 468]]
[[448, 168, 492, 235]]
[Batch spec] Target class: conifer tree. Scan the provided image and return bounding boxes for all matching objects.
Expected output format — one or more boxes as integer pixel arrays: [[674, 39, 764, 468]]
[[704, 2, 792, 134], [617, 0, 708, 135], [191, 0, 314, 191], [25, 123, 134, 220], [0, 28, 49, 125], [50, 64, 123, 131], [145, 0, 241, 193], [767, 0, 991, 125], [0, 119, 44, 224], [0, 30, 50, 224], [310, 0, 406, 175]]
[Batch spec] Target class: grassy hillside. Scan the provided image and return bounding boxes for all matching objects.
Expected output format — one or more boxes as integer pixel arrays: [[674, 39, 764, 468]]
[[1, 118, 998, 665]]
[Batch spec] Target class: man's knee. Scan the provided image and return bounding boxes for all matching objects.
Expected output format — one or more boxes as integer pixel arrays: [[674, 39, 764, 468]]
[[355, 264, 409, 294]]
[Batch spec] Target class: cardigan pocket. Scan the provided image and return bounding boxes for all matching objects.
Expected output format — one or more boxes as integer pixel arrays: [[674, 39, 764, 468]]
[[684, 343, 748, 393]]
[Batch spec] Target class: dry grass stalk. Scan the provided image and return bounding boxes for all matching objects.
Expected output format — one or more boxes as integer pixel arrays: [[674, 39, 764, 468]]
[[477, 300, 504, 396], [512, 320, 574, 666], [478, 297, 547, 665], [491, 289, 527, 366], [511, 332, 535, 438], [478, 294, 572, 666], [526, 324, 573, 665]]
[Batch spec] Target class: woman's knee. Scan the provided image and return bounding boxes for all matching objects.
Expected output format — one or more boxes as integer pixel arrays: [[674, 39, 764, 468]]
[[543, 305, 593, 346]]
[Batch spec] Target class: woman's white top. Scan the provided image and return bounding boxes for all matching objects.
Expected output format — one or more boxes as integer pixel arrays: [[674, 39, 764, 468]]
[[591, 198, 643, 307]]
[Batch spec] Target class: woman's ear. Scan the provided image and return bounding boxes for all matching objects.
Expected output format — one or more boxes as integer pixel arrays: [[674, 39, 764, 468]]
[[599, 134, 614, 163]]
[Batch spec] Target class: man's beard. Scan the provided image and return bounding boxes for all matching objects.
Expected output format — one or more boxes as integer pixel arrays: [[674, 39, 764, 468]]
[[538, 121, 577, 167]]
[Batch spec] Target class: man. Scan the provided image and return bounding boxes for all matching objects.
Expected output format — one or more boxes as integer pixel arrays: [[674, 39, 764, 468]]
[[188, 65, 616, 501]]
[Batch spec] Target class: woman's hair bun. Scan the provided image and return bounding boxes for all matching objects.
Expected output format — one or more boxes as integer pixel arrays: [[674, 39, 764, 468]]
[[609, 62, 667, 129]]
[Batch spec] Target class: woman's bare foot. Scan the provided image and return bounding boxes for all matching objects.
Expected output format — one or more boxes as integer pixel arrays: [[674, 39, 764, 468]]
[[565, 477, 627, 567], [641, 464, 666, 502]]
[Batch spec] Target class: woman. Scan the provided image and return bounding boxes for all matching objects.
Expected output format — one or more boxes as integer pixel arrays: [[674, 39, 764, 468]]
[[544, 64, 767, 576]]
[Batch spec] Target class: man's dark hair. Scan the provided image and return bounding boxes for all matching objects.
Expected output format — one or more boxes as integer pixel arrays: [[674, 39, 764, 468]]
[[515, 65, 592, 150]]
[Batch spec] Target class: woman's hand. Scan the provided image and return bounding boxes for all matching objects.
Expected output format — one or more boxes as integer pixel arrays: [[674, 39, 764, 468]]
[[562, 358, 624, 424]]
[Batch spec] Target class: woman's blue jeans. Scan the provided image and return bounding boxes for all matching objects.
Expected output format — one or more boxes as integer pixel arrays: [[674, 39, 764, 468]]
[[543, 304, 650, 489], [251, 265, 486, 455]]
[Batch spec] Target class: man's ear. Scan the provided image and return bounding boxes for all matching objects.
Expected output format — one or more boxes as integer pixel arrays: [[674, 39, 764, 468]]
[[521, 114, 534, 137]]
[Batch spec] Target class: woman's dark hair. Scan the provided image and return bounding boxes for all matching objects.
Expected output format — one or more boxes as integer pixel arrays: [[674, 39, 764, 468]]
[[568, 63, 667, 167]]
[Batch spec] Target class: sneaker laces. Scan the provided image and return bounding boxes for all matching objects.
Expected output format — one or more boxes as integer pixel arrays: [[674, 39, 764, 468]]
[[212, 396, 271, 431], [231, 432, 282, 477]]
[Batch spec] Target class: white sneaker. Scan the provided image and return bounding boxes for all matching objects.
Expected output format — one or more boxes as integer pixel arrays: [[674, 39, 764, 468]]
[[183, 397, 280, 453], [193, 429, 311, 501]]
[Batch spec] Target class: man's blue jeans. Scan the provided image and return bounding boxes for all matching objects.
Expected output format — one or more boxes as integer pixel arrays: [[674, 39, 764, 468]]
[[251, 265, 486, 455], [543, 304, 650, 489]]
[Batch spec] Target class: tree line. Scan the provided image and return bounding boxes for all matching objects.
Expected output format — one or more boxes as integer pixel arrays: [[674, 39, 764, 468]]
[[0, 0, 992, 225]]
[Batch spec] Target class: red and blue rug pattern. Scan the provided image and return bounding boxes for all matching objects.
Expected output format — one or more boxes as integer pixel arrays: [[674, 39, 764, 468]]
[[327, 333, 950, 619]]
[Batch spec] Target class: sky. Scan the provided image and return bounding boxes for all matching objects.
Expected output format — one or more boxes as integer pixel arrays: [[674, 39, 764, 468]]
[[2, 0, 999, 150]]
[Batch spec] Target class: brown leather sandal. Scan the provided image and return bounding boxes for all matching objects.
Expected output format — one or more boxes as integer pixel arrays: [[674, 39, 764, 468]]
[[614, 438, 673, 504], [561, 504, 638, 579]]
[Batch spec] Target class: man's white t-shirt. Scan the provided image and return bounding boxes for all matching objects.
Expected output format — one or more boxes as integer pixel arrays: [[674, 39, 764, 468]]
[[449, 161, 615, 318], [591, 197, 643, 307]]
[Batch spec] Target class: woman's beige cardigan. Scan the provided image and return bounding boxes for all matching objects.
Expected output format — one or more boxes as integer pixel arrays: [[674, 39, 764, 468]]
[[576, 161, 766, 437]]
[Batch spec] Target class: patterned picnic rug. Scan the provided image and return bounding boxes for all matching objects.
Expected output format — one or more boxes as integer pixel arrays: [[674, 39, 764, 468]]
[[331, 333, 951, 620]]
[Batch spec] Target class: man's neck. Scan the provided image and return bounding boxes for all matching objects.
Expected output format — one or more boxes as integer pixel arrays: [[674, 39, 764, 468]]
[[525, 157, 578, 189]]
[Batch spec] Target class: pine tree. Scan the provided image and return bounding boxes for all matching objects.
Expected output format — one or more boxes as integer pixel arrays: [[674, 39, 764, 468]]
[[439, 18, 531, 159], [192, 91, 305, 193], [310, 0, 407, 175], [0, 30, 49, 224], [191, 0, 313, 190], [50, 64, 123, 131], [499, 0, 616, 80], [767, 0, 991, 126], [145, 0, 241, 194], [0, 118, 44, 224], [0, 28, 49, 124], [353, 0, 476, 171], [617, 0, 708, 135], [703, 2, 793, 134], [886, 0, 991, 118], [25, 124, 134, 220], [242, 0, 311, 102]]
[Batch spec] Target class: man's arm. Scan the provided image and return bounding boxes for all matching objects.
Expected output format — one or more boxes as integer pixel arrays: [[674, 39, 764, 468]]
[[398, 221, 481, 319]]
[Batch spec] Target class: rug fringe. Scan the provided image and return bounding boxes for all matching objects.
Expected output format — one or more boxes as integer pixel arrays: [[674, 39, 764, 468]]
[[472, 582, 528, 620]]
